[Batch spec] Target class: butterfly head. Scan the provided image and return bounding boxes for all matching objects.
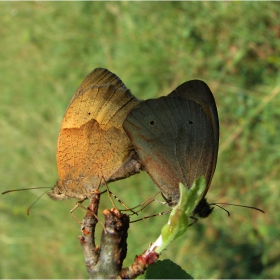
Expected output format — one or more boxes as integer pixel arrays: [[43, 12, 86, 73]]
[[192, 197, 214, 218], [48, 179, 88, 201]]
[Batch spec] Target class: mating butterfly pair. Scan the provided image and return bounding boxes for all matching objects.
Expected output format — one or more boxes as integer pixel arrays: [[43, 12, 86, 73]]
[[49, 68, 219, 218]]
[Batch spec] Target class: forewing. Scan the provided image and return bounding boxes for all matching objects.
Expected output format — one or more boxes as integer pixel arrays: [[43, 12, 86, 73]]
[[169, 80, 219, 191], [57, 79, 140, 191], [71, 68, 126, 101], [123, 96, 215, 204]]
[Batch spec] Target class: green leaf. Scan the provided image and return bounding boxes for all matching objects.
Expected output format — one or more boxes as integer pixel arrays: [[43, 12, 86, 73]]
[[143, 259, 194, 279], [154, 176, 207, 254]]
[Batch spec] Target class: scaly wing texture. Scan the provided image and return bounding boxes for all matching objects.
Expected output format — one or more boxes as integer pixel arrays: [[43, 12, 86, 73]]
[[70, 67, 126, 102], [123, 96, 215, 205], [56, 69, 140, 197], [169, 80, 219, 189]]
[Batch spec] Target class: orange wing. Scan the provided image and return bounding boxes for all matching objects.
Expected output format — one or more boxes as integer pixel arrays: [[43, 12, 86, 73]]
[[49, 69, 141, 200]]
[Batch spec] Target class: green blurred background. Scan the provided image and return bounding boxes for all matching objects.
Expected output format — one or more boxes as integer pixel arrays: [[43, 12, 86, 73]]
[[1, 2, 279, 278]]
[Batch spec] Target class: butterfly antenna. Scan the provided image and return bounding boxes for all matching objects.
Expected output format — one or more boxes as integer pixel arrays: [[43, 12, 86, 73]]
[[2, 187, 51, 195], [26, 189, 50, 215], [212, 204, 230, 217], [210, 202, 265, 214]]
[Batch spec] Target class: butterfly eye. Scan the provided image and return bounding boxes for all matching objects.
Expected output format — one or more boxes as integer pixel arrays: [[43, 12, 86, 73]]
[[149, 120, 155, 125], [189, 120, 194, 125]]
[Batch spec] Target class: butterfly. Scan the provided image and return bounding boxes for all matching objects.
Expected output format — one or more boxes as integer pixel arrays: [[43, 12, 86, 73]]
[[123, 80, 219, 218], [49, 68, 142, 201]]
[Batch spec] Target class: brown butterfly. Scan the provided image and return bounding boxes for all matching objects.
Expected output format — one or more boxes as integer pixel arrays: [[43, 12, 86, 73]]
[[123, 80, 219, 218], [49, 68, 142, 201]]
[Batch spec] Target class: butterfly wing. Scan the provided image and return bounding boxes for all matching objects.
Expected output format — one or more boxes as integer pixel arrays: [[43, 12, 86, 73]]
[[53, 69, 141, 200], [169, 80, 219, 191], [71, 68, 127, 102], [123, 96, 215, 206]]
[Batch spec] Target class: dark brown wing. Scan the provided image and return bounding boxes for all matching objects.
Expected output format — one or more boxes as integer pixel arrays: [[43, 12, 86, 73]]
[[169, 80, 219, 191], [123, 96, 215, 206]]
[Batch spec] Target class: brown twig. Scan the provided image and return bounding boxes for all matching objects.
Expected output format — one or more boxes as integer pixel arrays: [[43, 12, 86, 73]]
[[91, 208, 130, 278], [78, 190, 160, 279], [79, 190, 130, 279], [121, 245, 160, 279], [78, 190, 101, 273]]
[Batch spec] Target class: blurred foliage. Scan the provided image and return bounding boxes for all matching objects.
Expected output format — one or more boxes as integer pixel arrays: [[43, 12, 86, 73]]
[[0, 1, 279, 279]]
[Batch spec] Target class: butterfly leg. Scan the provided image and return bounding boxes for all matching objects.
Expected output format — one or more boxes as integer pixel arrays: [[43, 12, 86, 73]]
[[188, 216, 198, 227], [121, 192, 162, 215], [130, 210, 171, 223], [100, 176, 138, 215], [70, 197, 88, 224]]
